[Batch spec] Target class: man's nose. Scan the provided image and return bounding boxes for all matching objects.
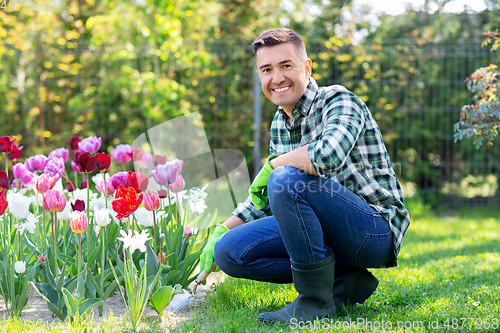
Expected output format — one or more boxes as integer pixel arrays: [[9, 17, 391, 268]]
[[272, 69, 285, 85]]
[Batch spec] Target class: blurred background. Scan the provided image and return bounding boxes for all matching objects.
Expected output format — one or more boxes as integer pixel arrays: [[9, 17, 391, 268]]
[[1, 0, 499, 208]]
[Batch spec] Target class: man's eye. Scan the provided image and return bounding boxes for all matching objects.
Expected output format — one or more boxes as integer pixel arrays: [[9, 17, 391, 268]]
[[283, 64, 291, 68], [262, 68, 270, 73]]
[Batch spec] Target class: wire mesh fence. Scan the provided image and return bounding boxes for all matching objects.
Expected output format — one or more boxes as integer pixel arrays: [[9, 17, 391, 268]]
[[1, 38, 499, 206]]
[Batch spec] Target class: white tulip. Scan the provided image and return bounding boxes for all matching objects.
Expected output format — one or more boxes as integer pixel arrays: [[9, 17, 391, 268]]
[[134, 207, 154, 227], [14, 261, 26, 274], [8, 195, 34, 220], [57, 201, 72, 221], [95, 208, 111, 227]]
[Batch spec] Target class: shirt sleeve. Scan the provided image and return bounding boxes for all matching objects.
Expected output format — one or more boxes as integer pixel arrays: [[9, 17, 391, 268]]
[[231, 195, 273, 222], [307, 91, 366, 177]]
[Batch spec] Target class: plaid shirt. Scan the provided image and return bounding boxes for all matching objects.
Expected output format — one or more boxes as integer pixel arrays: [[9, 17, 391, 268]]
[[232, 78, 410, 267]]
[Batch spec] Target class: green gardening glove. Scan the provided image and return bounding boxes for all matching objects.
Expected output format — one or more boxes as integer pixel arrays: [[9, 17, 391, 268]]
[[199, 223, 230, 273], [249, 154, 279, 209]]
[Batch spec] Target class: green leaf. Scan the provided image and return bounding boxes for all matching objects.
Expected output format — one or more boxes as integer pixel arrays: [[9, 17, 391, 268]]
[[79, 298, 106, 316], [62, 287, 78, 318], [145, 241, 160, 276], [150, 286, 181, 315]]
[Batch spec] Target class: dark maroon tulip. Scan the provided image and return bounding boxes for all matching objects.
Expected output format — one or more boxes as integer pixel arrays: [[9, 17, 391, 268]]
[[73, 151, 97, 173], [71, 199, 85, 212], [66, 180, 76, 192], [69, 136, 82, 151], [0, 171, 11, 190], [80, 180, 88, 189]]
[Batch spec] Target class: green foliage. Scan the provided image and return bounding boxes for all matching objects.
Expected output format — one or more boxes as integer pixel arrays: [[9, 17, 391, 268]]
[[454, 31, 500, 149]]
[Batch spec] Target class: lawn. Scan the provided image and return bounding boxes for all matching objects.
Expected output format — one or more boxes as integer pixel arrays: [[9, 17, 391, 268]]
[[1, 200, 499, 332]]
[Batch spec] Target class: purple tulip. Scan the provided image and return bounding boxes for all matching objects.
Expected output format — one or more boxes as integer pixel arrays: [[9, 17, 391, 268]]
[[110, 171, 128, 188], [48, 147, 69, 163], [152, 159, 183, 186], [44, 157, 65, 180], [25, 154, 49, 174], [111, 144, 132, 164], [12, 163, 36, 188], [71, 160, 82, 174], [78, 136, 102, 154]]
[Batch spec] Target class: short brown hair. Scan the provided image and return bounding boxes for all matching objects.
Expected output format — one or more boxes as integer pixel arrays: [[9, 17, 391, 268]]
[[252, 28, 307, 61]]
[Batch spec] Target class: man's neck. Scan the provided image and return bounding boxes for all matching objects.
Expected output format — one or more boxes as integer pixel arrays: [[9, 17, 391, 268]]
[[282, 108, 295, 121]]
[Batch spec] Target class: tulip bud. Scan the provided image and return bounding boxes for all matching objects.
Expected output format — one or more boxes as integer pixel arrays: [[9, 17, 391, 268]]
[[14, 261, 26, 274]]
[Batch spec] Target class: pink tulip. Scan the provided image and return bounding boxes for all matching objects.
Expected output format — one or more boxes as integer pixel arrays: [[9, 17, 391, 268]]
[[12, 163, 36, 188], [110, 171, 128, 188], [111, 144, 132, 164], [183, 226, 193, 238], [36, 174, 57, 193], [44, 157, 65, 180], [169, 174, 185, 193], [96, 178, 115, 197], [132, 148, 152, 169], [158, 189, 168, 198], [158, 252, 166, 263], [69, 211, 88, 233], [48, 147, 69, 163], [25, 154, 49, 173], [143, 190, 160, 211], [43, 190, 67, 213], [71, 160, 82, 174], [78, 136, 102, 154], [151, 159, 183, 185], [38, 254, 47, 262]]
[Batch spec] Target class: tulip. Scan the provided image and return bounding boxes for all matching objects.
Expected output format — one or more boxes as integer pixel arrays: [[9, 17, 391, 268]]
[[96, 152, 111, 171], [110, 171, 127, 188], [43, 190, 67, 213], [0, 195, 8, 216], [66, 180, 77, 192], [151, 159, 183, 186], [80, 180, 87, 189], [69, 211, 88, 233], [57, 201, 72, 221], [36, 174, 57, 193], [14, 261, 26, 274], [0, 136, 13, 153], [69, 136, 82, 150], [184, 226, 193, 238], [25, 154, 49, 173], [143, 190, 160, 211], [12, 163, 36, 188], [112, 185, 143, 221], [8, 194, 33, 220], [131, 148, 152, 169], [111, 144, 132, 164], [134, 207, 154, 227], [71, 160, 82, 174], [71, 199, 85, 212], [73, 151, 98, 173], [38, 254, 47, 263], [44, 157, 65, 180], [8, 143, 23, 161], [48, 147, 69, 163], [153, 154, 167, 167], [0, 170, 12, 190], [169, 174, 185, 193], [158, 189, 168, 198], [158, 252, 166, 264], [78, 136, 102, 154], [95, 208, 111, 227], [124, 171, 149, 193], [96, 178, 115, 197]]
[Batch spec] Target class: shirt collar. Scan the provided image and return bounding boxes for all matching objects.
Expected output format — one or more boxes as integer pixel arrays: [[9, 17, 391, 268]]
[[278, 78, 319, 120]]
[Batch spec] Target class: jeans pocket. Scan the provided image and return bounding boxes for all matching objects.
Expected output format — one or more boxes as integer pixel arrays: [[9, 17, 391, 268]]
[[355, 231, 393, 268]]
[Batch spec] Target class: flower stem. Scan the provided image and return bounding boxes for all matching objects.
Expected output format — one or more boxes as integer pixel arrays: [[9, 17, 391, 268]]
[[5, 154, 8, 178], [51, 212, 57, 274], [101, 226, 105, 295], [152, 210, 158, 254], [103, 171, 108, 209], [78, 233, 82, 282]]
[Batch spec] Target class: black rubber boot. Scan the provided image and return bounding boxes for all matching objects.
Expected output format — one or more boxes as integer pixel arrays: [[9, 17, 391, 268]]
[[332, 265, 379, 309], [258, 253, 337, 325]]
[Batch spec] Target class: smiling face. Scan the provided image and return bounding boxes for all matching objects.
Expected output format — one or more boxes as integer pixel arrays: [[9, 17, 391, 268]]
[[255, 42, 312, 115]]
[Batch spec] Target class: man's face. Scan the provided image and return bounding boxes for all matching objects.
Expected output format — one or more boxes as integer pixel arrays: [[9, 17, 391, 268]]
[[255, 43, 312, 114]]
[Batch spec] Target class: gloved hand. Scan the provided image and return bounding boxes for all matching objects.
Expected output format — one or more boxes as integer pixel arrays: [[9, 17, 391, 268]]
[[199, 223, 230, 273], [249, 154, 279, 209]]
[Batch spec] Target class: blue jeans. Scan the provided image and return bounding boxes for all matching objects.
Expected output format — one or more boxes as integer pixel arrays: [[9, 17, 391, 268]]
[[214, 166, 394, 283]]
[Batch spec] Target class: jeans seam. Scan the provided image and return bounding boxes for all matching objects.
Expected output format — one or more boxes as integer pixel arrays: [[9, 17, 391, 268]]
[[355, 231, 392, 265], [292, 189, 315, 263], [239, 234, 282, 262]]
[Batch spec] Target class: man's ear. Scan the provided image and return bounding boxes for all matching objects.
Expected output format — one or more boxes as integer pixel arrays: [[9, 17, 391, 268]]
[[305, 58, 312, 79]]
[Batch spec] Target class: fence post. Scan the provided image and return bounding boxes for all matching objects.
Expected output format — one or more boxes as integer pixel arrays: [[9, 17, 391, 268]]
[[252, 68, 262, 179]]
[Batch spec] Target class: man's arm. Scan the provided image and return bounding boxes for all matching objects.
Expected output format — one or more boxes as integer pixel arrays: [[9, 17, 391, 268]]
[[268, 144, 318, 176]]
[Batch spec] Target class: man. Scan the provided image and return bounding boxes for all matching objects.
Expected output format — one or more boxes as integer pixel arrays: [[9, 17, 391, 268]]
[[199, 28, 410, 325]]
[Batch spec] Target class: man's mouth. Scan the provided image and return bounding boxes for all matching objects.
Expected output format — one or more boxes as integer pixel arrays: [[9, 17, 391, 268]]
[[272, 86, 290, 93]]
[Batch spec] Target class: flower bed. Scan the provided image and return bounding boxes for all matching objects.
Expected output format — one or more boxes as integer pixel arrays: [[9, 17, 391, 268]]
[[0, 135, 213, 330]]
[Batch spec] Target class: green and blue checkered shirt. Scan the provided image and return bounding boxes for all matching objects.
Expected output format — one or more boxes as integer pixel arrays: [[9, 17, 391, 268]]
[[232, 78, 410, 267]]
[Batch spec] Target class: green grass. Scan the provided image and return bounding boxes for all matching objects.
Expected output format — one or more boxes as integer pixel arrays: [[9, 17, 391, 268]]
[[1, 204, 499, 332], [175, 205, 500, 332]]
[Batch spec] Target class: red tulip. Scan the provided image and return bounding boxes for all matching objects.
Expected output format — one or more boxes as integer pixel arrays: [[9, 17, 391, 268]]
[[0, 136, 13, 154], [80, 180, 88, 189], [43, 190, 67, 213], [157, 252, 166, 263], [8, 143, 23, 161], [69, 211, 88, 233], [37, 254, 47, 262], [69, 136, 82, 151], [73, 151, 98, 173], [124, 171, 149, 193], [0, 170, 11, 191], [112, 185, 143, 221], [66, 180, 76, 192], [96, 152, 111, 171], [0, 195, 8, 216]]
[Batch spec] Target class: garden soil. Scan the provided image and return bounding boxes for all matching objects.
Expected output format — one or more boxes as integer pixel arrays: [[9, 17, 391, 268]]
[[0, 271, 225, 330]]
